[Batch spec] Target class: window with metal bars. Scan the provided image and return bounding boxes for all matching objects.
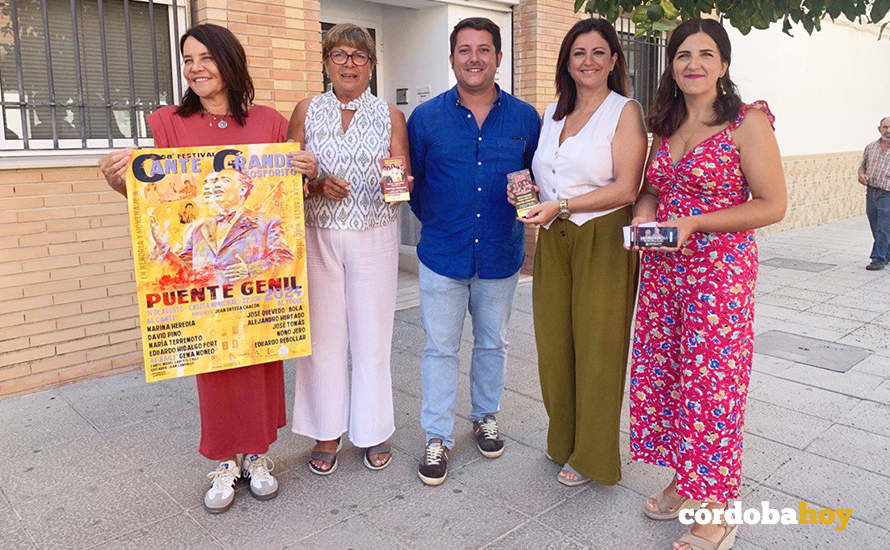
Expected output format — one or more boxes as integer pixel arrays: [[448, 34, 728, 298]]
[[0, 0, 187, 152], [614, 17, 666, 116]]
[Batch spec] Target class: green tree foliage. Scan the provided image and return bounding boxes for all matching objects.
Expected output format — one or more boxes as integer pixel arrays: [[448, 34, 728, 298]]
[[575, 0, 890, 37]]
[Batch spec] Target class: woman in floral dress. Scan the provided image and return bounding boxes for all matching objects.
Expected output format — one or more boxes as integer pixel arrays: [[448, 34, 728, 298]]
[[628, 19, 786, 550]]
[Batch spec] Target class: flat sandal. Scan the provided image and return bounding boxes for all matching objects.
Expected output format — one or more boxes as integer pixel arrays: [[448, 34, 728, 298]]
[[308, 438, 342, 476]]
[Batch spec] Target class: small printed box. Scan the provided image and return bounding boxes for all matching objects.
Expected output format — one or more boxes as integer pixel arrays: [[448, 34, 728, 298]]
[[380, 156, 410, 203], [506, 169, 540, 218], [622, 222, 679, 248]]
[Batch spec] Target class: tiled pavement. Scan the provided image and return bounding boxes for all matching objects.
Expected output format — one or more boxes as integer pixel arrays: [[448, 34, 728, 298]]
[[1, 216, 889, 549]]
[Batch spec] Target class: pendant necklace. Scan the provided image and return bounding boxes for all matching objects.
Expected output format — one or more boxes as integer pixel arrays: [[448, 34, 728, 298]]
[[204, 109, 229, 129]]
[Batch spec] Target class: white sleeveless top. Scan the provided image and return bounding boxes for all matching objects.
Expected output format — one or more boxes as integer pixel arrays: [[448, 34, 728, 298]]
[[304, 88, 396, 230], [532, 91, 636, 229]]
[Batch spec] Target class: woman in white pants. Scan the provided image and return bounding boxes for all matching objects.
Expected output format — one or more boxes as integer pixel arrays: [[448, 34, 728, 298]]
[[287, 23, 410, 473]]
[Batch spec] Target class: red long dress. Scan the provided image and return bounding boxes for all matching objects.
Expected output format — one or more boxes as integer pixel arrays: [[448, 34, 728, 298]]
[[146, 105, 289, 460], [629, 102, 774, 502]]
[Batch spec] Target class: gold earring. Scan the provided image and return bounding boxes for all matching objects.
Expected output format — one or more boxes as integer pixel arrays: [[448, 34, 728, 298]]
[[673, 81, 678, 97], [719, 79, 727, 96]]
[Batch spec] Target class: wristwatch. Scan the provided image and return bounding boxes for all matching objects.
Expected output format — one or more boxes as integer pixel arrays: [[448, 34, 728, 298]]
[[557, 199, 571, 220]]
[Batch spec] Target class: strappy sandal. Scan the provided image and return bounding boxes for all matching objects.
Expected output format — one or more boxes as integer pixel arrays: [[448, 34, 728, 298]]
[[674, 523, 737, 550], [557, 463, 590, 487], [308, 438, 342, 476], [362, 442, 393, 471], [643, 489, 698, 520]]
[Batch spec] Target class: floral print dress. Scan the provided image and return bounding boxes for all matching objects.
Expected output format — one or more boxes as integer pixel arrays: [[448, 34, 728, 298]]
[[629, 102, 774, 502]]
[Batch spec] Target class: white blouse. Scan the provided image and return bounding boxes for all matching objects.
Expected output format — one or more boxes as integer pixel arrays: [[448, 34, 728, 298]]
[[532, 91, 636, 229], [304, 89, 396, 231]]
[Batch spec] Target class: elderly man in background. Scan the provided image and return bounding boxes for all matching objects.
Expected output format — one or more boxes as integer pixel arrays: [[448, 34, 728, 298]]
[[858, 116, 890, 271]]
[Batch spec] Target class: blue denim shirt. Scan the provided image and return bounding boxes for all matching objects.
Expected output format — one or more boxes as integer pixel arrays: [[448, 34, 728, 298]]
[[408, 86, 541, 279]]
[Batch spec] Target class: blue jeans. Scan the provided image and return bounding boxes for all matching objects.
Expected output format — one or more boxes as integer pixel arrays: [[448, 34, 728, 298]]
[[866, 186, 890, 263], [419, 262, 519, 449]]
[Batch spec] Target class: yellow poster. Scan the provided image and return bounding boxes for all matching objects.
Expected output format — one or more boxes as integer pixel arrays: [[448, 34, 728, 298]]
[[125, 143, 310, 382]]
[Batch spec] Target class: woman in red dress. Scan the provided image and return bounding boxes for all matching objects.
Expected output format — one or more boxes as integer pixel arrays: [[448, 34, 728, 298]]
[[628, 19, 785, 550], [99, 24, 317, 514]]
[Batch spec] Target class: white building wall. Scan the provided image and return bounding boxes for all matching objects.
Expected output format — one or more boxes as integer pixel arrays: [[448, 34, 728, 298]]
[[728, 19, 890, 157], [381, 5, 451, 117]]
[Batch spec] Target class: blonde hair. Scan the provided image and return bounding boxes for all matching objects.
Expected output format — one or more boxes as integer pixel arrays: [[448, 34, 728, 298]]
[[323, 23, 376, 64]]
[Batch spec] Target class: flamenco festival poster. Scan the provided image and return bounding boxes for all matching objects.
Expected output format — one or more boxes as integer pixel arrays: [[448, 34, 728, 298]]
[[125, 143, 311, 382]]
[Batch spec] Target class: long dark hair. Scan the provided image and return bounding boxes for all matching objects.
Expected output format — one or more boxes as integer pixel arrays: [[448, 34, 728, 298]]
[[553, 18, 629, 121], [176, 24, 255, 126], [647, 18, 743, 137]]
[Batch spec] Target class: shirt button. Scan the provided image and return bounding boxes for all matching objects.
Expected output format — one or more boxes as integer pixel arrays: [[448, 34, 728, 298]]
[[476, 213, 481, 218], [477, 187, 482, 192], [474, 238, 479, 243], [467, 114, 472, 118], [551, 169, 556, 174], [477, 161, 482, 166], [478, 137, 482, 141]]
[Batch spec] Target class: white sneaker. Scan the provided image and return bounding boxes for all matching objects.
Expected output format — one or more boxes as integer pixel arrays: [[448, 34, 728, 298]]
[[203, 459, 240, 514], [242, 454, 279, 501]]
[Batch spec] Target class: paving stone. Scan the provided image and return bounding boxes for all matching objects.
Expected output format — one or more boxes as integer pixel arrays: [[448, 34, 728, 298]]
[[765, 452, 890, 526], [870, 379, 890, 404], [839, 400, 890, 438], [0, 388, 67, 417], [755, 331, 870, 372], [826, 293, 890, 313], [775, 364, 884, 399], [0, 527, 35, 550], [503, 355, 543, 401], [17, 469, 179, 550], [807, 303, 882, 323], [754, 302, 799, 321], [741, 484, 890, 550], [507, 308, 536, 337], [65, 383, 195, 432], [102, 406, 202, 464], [850, 354, 890, 378], [0, 432, 135, 505], [95, 514, 219, 550], [537, 483, 687, 549], [743, 434, 804, 484], [194, 453, 422, 546], [744, 399, 832, 449], [759, 257, 835, 273], [483, 520, 586, 549], [840, 323, 890, 355], [751, 353, 795, 376], [767, 286, 838, 303], [288, 514, 409, 550], [757, 293, 818, 313], [391, 319, 429, 355], [807, 424, 890, 477], [360, 481, 526, 550], [495, 389, 550, 447], [450, 437, 582, 515], [0, 403, 97, 459], [747, 373, 861, 421]]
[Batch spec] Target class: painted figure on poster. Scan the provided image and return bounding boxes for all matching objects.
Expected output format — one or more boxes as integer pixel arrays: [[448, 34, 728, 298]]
[[149, 169, 294, 285]]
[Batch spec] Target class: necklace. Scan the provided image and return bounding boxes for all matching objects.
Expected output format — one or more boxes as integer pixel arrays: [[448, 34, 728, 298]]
[[203, 109, 230, 129]]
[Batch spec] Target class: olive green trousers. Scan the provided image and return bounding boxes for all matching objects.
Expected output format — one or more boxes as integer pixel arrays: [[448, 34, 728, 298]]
[[532, 206, 638, 484]]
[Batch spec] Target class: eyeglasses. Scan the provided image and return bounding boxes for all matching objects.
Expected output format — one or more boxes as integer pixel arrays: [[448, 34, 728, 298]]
[[329, 49, 371, 66]]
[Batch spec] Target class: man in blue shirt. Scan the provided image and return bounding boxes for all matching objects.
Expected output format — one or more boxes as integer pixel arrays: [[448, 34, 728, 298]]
[[408, 17, 541, 486]]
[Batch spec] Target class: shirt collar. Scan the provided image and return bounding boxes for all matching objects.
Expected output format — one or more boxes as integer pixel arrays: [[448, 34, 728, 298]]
[[448, 84, 504, 109], [325, 87, 372, 111]]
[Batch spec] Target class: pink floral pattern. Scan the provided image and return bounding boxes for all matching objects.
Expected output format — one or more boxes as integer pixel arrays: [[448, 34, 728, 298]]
[[629, 102, 774, 502]]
